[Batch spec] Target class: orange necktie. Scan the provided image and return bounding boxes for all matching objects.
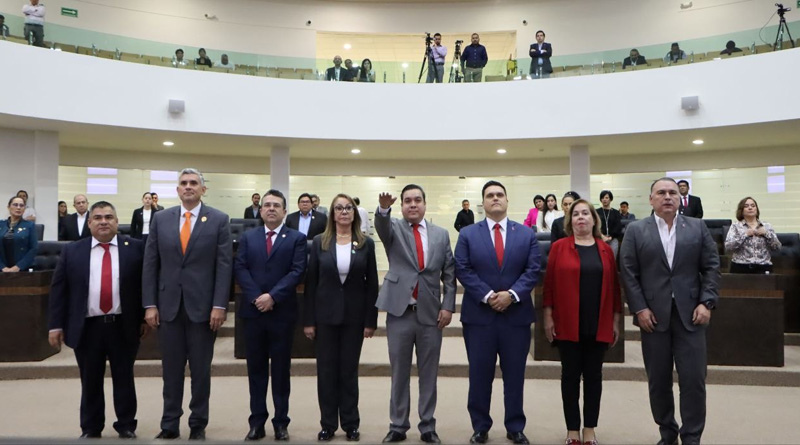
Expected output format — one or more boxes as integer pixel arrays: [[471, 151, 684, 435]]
[[181, 212, 192, 254]]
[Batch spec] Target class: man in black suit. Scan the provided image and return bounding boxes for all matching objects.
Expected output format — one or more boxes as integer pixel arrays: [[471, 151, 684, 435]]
[[151, 192, 165, 211], [549, 191, 580, 243], [59, 194, 91, 241], [244, 193, 263, 223], [677, 180, 704, 218], [48, 201, 146, 439], [623, 48, 648, 69], [454, 199, 475, 232], [285, 193, 326, 240], [325, 55, 353, 82], [529, 30, 553, 79]]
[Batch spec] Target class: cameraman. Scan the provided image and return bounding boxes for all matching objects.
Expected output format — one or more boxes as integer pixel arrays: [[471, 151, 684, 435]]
[[427, 33, 447, 83], [460, 33, 488, 82]]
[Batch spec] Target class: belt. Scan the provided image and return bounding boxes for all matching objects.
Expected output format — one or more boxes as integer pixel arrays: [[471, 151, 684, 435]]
[[87, 314, 120, 323], [25, 23, 43, 27], [432, 62, 444, 65], [407, 304, 417, 312]]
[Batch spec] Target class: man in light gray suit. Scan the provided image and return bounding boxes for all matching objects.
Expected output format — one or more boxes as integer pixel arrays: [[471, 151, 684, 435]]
[[620, 177, 720, 445], [375, 184, 456, 444], [143, 168, 232, 441]]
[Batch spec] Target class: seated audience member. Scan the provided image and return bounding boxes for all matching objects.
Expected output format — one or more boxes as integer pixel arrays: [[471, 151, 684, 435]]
[[619, 201, 635, 220], [16, 190, 36, 221], [1, 14, 9, 38], [58, 200, 69, 235], [173, 48, 186, 66], [1, 196, 38, 273], [664, 42, 687, 63], [550, 191, 580, 243], [130, 192, 158, 242], [720, 40, 742, 55], [597, 190, 623, 257], [724, 197, 781, 274], [357, 58, 376, 83], [244, 193, 262, 221], [218, 53, 235, 69], [151, 192, 164, 210], [523, 194, 545, 228], [536, 193, 563, 233], [344, 59, 359, 80], [196, 48, 213, 68], [622, 48, 647, 69], [326, 55, 353, 82]]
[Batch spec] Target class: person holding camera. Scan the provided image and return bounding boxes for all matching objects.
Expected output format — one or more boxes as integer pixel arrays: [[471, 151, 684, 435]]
[[460, 33, 488, 83], [427, 33, 447, 83]]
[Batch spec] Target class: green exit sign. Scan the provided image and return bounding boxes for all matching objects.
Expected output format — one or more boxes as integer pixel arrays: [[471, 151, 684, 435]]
[[61, 7, 78, 18]]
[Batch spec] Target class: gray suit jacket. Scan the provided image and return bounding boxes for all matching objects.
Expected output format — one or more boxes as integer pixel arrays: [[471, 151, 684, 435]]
[[374, 207, 456, 326], [620, 215, 720, 332], [142, 203, 232, 323]]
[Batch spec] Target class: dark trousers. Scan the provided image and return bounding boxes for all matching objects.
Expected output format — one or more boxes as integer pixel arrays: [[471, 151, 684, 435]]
[[556, 338, 607, 431], [158, 305, 217, 433], [244, 317, 294, 429], [315, 323, 365, 431], [730, 262, 772, 274], [641, 303, 707, 445], [23, 23, 44, 47], [73, 315, 139, 435], [463, 321, 531, 434]]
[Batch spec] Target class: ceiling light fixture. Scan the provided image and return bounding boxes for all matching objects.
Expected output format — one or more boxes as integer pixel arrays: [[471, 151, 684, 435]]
[[351, 148, 361, 154], [497, 148, 507, 154], [692, 139, 704, 145], [401, 63, 409, 69], [163, 141, 175, 147], [343, 43, 352, 50]]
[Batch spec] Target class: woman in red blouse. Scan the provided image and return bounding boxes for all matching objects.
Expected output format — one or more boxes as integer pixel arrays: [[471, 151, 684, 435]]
[[543, 199, 622, 445]]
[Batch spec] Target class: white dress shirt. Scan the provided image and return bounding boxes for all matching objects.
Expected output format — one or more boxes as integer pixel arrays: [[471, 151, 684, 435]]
[[482, 216, 519, 303], [336, 243, 351, 284], [377, 206, 427, 304], [22, 4, 45, 25], [76, 211, 87, 236], [654, 214, 677, 269], [264, 223, 284, 247], [179, 204, 201, 233], [87, 236, 121, 317], [298, 212, 312, 235], [358, 207, 370, 234], [142, 208, 152, 235]]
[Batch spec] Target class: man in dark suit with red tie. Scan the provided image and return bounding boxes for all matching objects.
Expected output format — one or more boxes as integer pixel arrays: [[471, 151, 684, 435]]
[[48, 201, 146, 439], [455, 181, 540, 445], [234, 189, 307, 442], [677, 180, 704, 218]]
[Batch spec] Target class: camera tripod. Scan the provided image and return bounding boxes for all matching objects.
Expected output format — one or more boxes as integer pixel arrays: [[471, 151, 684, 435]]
[[448, 40, 463, 83], [417, 34, 441, 83], [774, 4, 795, 50]]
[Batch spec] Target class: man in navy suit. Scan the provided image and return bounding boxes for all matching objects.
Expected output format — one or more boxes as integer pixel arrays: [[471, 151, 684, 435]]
[[234, 189, 307, 442], [455, 180, 540, 445], [529, 30, 553, 79], [677, 180, 704, 218], [48, 201, 146, 439]]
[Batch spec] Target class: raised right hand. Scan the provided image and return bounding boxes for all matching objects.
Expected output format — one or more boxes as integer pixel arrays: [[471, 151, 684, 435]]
[[378, 192, 397, 209]]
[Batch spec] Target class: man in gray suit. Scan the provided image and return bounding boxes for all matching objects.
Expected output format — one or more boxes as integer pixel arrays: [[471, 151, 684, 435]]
[[620, 177, 720, 445], [143, 168, 232, 441], [375, 185, 456, 444]]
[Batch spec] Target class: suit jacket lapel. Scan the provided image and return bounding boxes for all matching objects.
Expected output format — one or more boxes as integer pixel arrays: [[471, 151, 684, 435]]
[[184, 204, 209, 259], [347, 241, 358, 282], [502, 221, 516, 270], [79, 238, 92, 297], [673, 215, 687, 270], [477, 220, 499, 270], [268, 226, 288, 259], [402, 221, 422, 270], [646, 216, 670, 270]]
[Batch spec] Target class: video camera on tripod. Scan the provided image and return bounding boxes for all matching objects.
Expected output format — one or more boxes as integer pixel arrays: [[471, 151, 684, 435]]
[[425, 32, 433, 45], [776, 3, 791, 16]]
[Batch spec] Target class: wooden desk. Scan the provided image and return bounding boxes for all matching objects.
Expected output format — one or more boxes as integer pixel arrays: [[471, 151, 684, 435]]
[[0, 271, 58, 362]]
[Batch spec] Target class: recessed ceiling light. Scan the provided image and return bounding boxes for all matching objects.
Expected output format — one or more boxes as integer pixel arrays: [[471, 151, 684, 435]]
[[163, 141, 174, 147], [497, 148, 507, 154], [343, 43, 352, 50], [692, 139, 704, 145], [351, 148, 361, 154], [401, 63, 409, 69]]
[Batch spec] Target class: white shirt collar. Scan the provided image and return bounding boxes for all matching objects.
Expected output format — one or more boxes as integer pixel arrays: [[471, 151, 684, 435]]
[[653, 213, 676, 232], [265, 223, 284, 234], [180, 204, 201, 218], [485, 215, 508, 231], [91, 235, 118, 248], [408, 219, 427, 230]]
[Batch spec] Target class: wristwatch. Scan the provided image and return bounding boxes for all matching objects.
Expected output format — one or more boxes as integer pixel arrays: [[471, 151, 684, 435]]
[[703, 301, 716, 310]]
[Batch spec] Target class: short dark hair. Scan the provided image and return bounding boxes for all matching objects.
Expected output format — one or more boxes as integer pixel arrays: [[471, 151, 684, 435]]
[[297, 193, 313, 204], [631, 48, 639, 53], [434, 33, 442, 38], [90, 201, 116, 213], [199, 47, 206, 52], [726, 40, 736, 49], [676, 179, 690, 187], [353, 197, 361, 206], [150, 192, 158, 197], [651, 177, 679, 192], [482, 180, 506, 199], [58, 200, 66, 206], [264, 189, 286, 208], [0, 14, 5, 20], [620, 201, 629, 206], [536, 30, 546, 37], [175, 48, 184, 54], [672, 42, 680, 48], [16, 190, 28, 197], [462, 199, 469, 204], [401, 184, 426, 202], [599, 190, 614, 201], [251, 192, 260, 199]]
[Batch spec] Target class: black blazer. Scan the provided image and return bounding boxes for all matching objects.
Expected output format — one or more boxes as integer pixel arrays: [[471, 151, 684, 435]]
[[325, 66, 353, 81], [454, 209, 475, 232], [529, 42, 553, 74], [551, 216, 566, 243], [130, 206, 158, 239], [597, 207, 623, 239], [285, 210, 327, 240], [58, 212, 91, 241], [622, 55, 648, 69], [679, 195, 704, 219], [243, 205, 263, 223], [48, 235, 145, 349], [303, 235, 379, 328]]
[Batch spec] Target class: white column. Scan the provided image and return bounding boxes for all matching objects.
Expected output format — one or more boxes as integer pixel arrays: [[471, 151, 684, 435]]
[[569, 145, 590, 201], [270, 146, 290, 198]]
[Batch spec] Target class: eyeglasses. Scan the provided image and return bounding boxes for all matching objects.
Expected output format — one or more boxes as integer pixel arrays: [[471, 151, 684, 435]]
[[334, 205, 355, 213], [9, 203, 25, 208]]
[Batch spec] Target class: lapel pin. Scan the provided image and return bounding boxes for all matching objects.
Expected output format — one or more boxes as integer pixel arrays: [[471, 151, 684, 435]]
[[201, 216, 207, 222], [124, 241, 129, 246], [352, 241, 359, 247], [282, 234, 286, 238]]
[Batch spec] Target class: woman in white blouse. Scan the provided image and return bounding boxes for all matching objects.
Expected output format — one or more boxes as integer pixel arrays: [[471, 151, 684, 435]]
[[130, 192, 158, 242], [724, 196, 781, 274], [536, 193, 564, 233]]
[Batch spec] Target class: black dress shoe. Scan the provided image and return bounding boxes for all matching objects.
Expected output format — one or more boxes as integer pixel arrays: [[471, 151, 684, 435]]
[[470, 431, 488, 444], [318, 428, 335, 441], [382, 431, 407, 443], [188, 428, 205, 441], [420, 431, 441, 443], [118, 430, 137, 439], [274, 425, 290, 441], [657, 439, 678, 445], [79, 432, 101, 439], [506, 431, 530, 444], [245, 426, 266, 441], [345, 428, 360, 441], [155, 430, 180, 440]]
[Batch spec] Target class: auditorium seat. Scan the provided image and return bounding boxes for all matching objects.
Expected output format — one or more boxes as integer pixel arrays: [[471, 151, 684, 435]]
[[118, 224, 131, 236], [296, 68, 314, 75], [535, 231, 551, 242], [33, 241, 68, 271], [485, 75, 505, 82], [35, 224, 44, 241], [704, 219, 732, 255], [538, 240, 551, 271], [755, 43, 773, 53], [775, 233, 800, 257], [230, 223, 244, 243], [281, 71, 303, 80], [230, 218, 260, 231], [302, 72, 320, 81], [54, 43, 77, 53]]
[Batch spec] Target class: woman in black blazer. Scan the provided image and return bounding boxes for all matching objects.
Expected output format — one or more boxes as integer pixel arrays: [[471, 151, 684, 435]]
[[303, 193, 379, 442], [130, 192, 158, 242]]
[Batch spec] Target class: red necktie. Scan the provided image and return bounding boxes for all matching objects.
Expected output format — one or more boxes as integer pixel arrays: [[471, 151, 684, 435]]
[[412, 223, 424, 300], [494, 223, 504, 267], [266, 231, 275, 256], [99, 243, 112, 314], [684, 196, 688, 207]]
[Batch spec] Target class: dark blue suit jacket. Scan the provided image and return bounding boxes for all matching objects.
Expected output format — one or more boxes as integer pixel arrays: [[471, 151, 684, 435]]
[[48, 235, 145, 349], [455, 219, 540, 326], [0, 219, 38, 270], [529, 42, 553, 74], [234, 225, 307, 321]]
